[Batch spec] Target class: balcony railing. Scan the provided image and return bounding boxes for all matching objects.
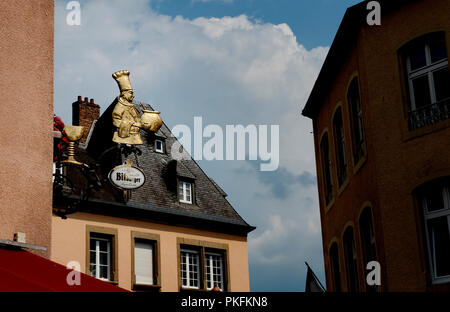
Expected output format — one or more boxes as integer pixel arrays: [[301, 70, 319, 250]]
[[408, 98, 450, 131]]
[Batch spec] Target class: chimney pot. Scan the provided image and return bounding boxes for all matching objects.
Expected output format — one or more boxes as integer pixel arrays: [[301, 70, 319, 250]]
[[72, 96, 100, 143]]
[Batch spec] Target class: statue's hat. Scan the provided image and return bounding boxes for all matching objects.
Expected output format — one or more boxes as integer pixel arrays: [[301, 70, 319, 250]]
[[112, 70, 133, 92]]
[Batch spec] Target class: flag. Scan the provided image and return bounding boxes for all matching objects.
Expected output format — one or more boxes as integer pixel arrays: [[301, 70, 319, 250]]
[[305, 262, 325, 292]]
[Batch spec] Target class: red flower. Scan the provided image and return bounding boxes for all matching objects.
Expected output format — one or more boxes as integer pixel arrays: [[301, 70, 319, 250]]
[[53, 115, 69, 161]]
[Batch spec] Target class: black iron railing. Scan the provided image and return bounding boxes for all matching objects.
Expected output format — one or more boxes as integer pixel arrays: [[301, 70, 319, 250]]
[[408, 98, 450, 131]]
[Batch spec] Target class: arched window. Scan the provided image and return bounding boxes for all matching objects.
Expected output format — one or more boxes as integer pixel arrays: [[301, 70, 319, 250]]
[[347, 78, 365, 164], [333, 107, 347, 186], [343, 227, 359, 292], [320, 132, 333, 205], [401, 32, 450, 130], [329, 242, 342, 292], [359, 207, 378, 292], [417, 178, 450, 284]]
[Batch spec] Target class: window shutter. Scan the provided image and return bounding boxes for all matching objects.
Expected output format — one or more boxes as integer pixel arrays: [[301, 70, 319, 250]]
[[135, 241, 154, 285]]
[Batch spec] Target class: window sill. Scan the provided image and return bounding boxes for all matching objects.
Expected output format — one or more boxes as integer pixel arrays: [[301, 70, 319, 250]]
[[337, 178, 350, 198], [103, 280, 119, 286], [180, 287, 225, 292], [352, 154, 367, 176], [132, 284, 161, 292], [402, 117, 450, 142], [324, 197, 335, 214], [430, 276, 450, 285]]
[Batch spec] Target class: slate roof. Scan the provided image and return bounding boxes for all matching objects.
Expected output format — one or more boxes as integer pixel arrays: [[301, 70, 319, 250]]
[[62, 98, 254, 235]]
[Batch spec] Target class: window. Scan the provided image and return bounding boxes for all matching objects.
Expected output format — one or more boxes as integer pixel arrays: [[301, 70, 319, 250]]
[[418, 179, 450, 284], [131, 232, 160, 290], [403, 33, 450, 130], [205, 252, 225, 290], [333, 108, 347, 186], [86, 226, 117, 283], [343, 227, 359, 292], [135, 240, 154, 285], [179, 240, 228, 291], [89, 235, 112, 281], [359, 207, 378, 292], [347, 78, 365, 164], [180, 249, 201, 289], [155, 139, 164, 153], [329, 242, 342, 292], [320, 133, 334, 205], [179, 181, 193, 204]]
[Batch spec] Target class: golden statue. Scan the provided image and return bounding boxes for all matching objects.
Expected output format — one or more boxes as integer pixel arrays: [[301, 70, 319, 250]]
[[111, 70, 162, 145]]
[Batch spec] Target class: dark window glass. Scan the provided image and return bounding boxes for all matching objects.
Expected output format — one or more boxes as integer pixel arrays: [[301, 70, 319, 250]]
[[433, 67, 450, 102], [412, 75, 431, 108], [419, 179, 450, 281], [409, 45, 427, 70], [427, 217, 450, 277], [423, 187, 445, 212], [320, 133, 333, 205], [347, 78, 365, 164], [430, 39, 448, 63], [343, 227, 359, 292], [330, 243, 341, 292], [333, 108, 347, 186], [360, 208, 378, 292]]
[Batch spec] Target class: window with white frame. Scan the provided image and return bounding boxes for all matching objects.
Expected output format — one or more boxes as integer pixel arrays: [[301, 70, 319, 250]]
[[406, 34, 449, 110], [205, 252, 225, 290], [89, 235, 112, 281], [404, 33, 450, 130], [155, 139, 164, 153], [180, 249, 200, 289], [419, 180, 450, 283], [179, 181, 192, 204]]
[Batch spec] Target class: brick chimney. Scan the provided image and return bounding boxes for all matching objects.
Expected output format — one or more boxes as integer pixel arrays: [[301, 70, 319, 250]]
[[72, 96, 100, 143]]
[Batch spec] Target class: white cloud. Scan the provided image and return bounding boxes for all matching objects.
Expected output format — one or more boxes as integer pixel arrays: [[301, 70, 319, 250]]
[[54, 0, 327, 290]]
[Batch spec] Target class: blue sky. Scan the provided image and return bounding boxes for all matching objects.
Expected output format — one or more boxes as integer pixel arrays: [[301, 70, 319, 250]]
[[54, 0, 362, 291], [153, 0, 361, 49]]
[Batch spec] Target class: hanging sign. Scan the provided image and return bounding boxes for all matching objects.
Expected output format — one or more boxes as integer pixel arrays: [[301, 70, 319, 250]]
[[108, 160, 146, 190]]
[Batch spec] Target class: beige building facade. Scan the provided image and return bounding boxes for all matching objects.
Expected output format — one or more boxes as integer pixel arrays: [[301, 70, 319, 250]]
[[52, 213, 250, 291], [51, 96, 254, 292]]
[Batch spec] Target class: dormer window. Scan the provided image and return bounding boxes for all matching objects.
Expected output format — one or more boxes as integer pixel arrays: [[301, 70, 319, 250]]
[[155, 139, 164, 153], [179, 181, 192, 204]]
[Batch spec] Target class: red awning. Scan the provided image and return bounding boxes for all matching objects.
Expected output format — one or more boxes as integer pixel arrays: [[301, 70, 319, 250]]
[[0, 247, 127, 292]]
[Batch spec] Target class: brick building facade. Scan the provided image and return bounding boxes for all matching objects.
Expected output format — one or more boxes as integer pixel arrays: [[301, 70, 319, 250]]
[[302, 0, 450, 291], [0, 0, 54, 257]]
